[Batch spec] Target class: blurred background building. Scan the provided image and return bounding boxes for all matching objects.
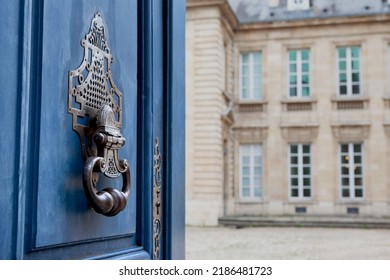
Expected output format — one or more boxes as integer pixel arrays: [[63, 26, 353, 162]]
[[186, 0, 390, 226]]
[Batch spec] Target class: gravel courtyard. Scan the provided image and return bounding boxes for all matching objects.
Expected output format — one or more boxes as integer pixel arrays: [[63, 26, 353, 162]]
[[186, 226, 390, 259]]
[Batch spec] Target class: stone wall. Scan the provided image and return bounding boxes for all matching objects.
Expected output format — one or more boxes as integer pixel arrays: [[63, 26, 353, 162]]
[[186, 0, 390, 225], [186, 4, 233, 225]]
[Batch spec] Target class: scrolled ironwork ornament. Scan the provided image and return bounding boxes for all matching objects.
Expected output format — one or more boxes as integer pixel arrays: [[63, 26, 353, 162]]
[[68, 13, 130, 216], [153, 138, 162, 259]]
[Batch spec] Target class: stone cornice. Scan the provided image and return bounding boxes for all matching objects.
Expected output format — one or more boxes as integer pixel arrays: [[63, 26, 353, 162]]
[[331, 123, 371, 141], [236, 14, 390, 32], [187, 0, 238, 32]]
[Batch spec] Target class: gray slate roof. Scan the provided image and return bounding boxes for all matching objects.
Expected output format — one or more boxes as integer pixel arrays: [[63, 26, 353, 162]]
[[227, 0, 390, 24]]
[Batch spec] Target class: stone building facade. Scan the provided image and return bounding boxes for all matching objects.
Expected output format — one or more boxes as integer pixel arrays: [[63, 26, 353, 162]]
[[186, 0, 390, 226]]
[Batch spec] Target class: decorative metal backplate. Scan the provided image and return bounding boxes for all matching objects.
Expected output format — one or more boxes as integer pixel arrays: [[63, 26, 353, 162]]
[[68, 13, 123, 163], [153, 138, 162, 260], [68, 13, 131, 217]]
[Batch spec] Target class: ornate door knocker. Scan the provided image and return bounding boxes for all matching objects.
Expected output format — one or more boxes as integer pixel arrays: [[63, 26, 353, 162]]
[[68, 13, 130, 216]]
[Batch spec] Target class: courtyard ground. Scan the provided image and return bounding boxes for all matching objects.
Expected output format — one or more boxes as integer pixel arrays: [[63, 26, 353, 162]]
[[186, 226, 390, 259]]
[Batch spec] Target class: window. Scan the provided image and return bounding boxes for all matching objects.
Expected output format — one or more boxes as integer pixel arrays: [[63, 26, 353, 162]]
[[239, 144, 263, 199], [287, 0, 310, 11], [222, 45, 226, 92], [387, 45, 390, 95], [288, 49, 310, 97], [337, 46, 361, 96], [240, 52, 262, 100], [289, 144, 311, 199], [340, 143, 364, 199]]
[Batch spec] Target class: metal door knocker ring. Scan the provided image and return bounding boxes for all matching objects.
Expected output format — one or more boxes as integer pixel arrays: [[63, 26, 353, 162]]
[[68, 13, 131, 216]]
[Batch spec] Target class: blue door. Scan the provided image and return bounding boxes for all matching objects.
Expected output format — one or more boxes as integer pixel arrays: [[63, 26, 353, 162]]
[[0, 0, 185, 260]]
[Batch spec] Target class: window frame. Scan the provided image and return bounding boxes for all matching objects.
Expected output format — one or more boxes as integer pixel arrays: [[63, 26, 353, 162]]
[[239, 144, 263, 201], [239, 51, 262, 101], [337, 46, 362, 97], [388, 44, 390, 95], [287, 49, 311, 98], [339, 143, 365, 200], [288, 143, 312, 200]]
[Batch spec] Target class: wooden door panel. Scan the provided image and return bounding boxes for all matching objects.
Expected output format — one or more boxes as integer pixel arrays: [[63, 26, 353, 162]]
[[0, 0, 22, 260], [29, 0, 138, 254], [0, 0, 185, 260], [35, 0, 137, 248]]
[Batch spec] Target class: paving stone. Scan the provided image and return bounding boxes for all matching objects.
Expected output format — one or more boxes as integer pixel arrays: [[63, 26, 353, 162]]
[[186, 226, 390, 259]]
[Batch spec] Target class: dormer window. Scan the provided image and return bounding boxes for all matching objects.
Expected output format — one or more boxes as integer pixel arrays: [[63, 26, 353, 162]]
[[287, 0, 310, 11]]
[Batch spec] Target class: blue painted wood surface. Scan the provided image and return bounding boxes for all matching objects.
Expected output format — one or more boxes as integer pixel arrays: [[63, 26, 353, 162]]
[[0, 0, 22, 260], [0, 0, 185, 260], [164, 0, 186, 260], [35, 0, 137, 248]]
